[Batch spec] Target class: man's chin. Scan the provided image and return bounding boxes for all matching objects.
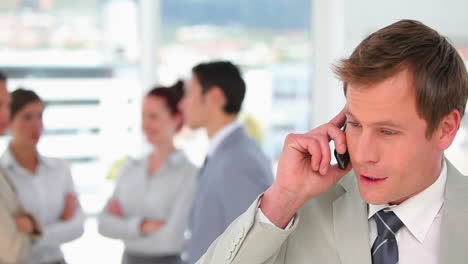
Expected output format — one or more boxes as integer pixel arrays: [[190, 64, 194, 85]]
[[358, 187, 391, 205], [363, 198, 390, 205]]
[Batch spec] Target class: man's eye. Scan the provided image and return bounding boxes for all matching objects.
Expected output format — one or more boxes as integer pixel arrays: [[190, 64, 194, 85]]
[[348, 122, 361, 127], [381, 130, 395, 135]]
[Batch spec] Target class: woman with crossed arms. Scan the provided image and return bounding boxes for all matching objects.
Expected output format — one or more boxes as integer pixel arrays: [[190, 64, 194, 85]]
[[1, 89, 85, 264], [0, 72, 41, 264], [99, 81, 197, 264]]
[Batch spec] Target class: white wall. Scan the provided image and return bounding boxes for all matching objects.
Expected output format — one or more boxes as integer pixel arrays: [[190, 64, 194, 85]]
[[311, 0, 468, 173], [312, 0, 468, 127], [345, 0, 468, 52]]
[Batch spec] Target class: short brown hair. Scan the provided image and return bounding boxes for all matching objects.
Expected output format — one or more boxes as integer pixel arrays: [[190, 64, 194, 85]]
[[10, 88, 43, 121], [334, 19, 468, 136], [193, 61, 246, 115]]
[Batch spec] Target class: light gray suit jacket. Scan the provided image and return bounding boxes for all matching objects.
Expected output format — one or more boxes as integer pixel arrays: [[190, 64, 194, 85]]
[[187, 126, 273, 264], [0, 168, 32, 264], [197, 160, 468, 264]]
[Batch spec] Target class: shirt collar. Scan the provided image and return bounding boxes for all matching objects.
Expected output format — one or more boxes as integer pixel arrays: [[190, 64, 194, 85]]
[[0, 145, 51, 170], [368, 159, 447, 243], [207, 120, 241, 158], [143, 149, 185, 169]]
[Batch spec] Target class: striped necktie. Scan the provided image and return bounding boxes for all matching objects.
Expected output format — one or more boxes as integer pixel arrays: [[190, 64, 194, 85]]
[[371, 210, 404, 264]]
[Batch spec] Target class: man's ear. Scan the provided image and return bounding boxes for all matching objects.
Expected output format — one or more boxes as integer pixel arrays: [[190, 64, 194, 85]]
[[206, 85, 226, 109], [173, 112, 183, 131], [437, 109, 462, 150]]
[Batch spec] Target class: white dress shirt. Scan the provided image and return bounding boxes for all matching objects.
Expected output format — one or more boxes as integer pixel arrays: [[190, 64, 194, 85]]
[[257, 160, 447, 264], [206, 121, 242, 158], [0, 147, 85, 264], [368, 160, 447, 264], [98, 150, 197, 256]]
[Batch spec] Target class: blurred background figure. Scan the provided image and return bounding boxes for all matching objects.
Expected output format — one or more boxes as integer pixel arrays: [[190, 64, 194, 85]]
[[98, 80, 197, 264], [0, 71, 41, 264], [179, 61, 273, 264], [0, 88, 85, 264]]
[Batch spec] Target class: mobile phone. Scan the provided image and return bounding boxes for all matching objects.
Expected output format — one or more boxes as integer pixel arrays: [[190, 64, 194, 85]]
[[334, 122, 350, 170]]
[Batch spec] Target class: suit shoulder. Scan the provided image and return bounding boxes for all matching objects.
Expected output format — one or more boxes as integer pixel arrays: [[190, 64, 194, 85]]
[[302, 181, 347, 212], [219, 136, 269, 165], [299, 172, 353, 217]]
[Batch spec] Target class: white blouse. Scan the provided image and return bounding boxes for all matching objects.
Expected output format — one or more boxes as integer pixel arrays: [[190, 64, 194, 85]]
[[0, 148, 85, 264], [98, 150, 197, 256]]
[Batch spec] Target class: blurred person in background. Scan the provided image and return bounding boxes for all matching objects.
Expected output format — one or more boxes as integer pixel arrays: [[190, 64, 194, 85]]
[[0, 72, 41, 264], [179, 61, 273, 264], [1, 88, 85, 264], [98, 81, 197, 264]]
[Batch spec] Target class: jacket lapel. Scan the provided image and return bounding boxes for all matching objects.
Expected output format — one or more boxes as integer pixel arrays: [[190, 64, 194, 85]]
[[333, 172, 372, 264], [440, 160, 468, 262]]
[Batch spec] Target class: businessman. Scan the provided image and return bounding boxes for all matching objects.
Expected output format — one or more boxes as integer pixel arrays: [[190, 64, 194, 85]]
[[179, 61, 273, 264], [197, 20, 468, 264]]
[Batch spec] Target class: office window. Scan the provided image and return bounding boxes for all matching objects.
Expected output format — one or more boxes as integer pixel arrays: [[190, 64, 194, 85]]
[[0, 1, 141, 262], [158, 0, 312, 163]]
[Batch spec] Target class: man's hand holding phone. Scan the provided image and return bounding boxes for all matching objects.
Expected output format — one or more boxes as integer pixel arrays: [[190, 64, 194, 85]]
[[334, 123, 350, 170], [260, 110, 352, 228]]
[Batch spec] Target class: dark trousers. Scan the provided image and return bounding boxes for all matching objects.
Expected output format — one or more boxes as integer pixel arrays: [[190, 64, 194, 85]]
[[122, 252, 182, 264]]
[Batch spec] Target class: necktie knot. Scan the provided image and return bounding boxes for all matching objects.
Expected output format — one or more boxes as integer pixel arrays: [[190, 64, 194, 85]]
[[374, 210, 404, 239]]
